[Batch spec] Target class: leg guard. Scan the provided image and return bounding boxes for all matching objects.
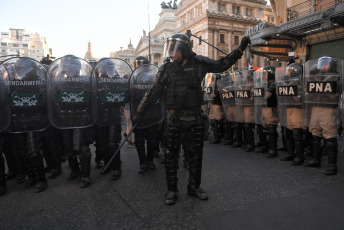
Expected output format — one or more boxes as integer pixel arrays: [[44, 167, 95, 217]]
[[304, 135, 322, 167], [165, 124, 181, 192], [0, 155, 6, 196], [134, 128, 147, 166], [224, 121, 234, 145], [231, 123, 242, 148], [280, 128, 295, 161], [266, 124, 278, 158], [244, 123, 255, 152], [210, 120, 220, 144], [78, 145, 92, 188], [291, 129, 304, 166], [26, 132, 47, 192], [146, 125, 157, 163], [324, 138, 337, 175]]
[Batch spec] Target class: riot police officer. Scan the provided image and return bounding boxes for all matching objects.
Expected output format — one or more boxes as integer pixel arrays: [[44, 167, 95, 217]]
[[92, 58, 132, 180], [303, 56, 342, 175], [277, 63, 305, 165], [134, 33, 250, 205], [47, 55, 94, 188], [209, 74, 225, 144], [132, 56, 158, 174]]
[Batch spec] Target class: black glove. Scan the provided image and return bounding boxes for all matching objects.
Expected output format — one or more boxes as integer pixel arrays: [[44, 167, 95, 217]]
[[238, 36, 251, 52]]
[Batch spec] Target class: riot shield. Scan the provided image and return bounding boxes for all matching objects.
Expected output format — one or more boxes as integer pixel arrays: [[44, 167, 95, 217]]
[[235, 71, 254, 123], [253, 69, 268, 124], [276, 66, 303, 127], [217, 73, 236, 122], [203, 73, 216, 102], [91, 58, 132, 126], [0, 64, 10, 132], [1, 57, 49, 133], [130, 64, 165, 129], [303, 58, 343, 128], [47, 55, 93, 129]]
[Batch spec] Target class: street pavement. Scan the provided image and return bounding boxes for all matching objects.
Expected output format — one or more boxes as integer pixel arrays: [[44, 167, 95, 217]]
[[1, 133, 344, 230]]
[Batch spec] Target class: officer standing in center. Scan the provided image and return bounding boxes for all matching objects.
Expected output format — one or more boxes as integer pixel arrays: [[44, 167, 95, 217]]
[[133, 33, 250, 205]]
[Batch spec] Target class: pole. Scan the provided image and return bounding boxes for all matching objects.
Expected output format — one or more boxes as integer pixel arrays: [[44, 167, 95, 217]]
[[101, 124, 137, 174]]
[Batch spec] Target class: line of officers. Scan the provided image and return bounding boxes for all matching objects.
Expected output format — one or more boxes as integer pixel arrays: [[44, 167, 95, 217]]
[[0, 55, 165, 196], [203, 56, 343, 176]]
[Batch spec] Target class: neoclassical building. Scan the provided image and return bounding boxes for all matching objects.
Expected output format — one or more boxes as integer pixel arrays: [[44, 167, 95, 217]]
[[135, 9, 178, 66], [110, 39, 136, 69], [174, 0, 275, 70]]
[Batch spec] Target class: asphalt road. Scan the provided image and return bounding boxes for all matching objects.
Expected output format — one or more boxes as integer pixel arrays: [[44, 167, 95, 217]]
[[1, 133, 344, 230]]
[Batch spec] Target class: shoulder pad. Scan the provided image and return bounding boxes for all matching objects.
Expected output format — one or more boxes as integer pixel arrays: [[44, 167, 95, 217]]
[[154, 63, 171, 85], [195, 55, 216, 65], [158, 62, 172, 72]]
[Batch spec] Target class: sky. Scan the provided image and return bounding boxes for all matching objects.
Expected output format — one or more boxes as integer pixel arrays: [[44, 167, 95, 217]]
[[0, 0, 164, 58]]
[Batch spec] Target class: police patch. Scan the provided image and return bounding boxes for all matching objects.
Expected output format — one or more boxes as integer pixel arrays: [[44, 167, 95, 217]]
[[307, 82, 336, 94], [278, 85, 298, 96], [236, 90, 251, 98], [254, 88, 264, 97], [220, 91, 235, 100]]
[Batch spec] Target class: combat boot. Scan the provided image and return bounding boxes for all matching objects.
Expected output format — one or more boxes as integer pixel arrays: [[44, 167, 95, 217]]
[[231, 123, 242, 148], [79, 153, 91, 188], [266, 125, 278, 158], [67, 156, 81, 180], [0, 155, 7, 196], [323, 138, 337, 176], [303, 135, 321, 167], [280, 128, 295, 161], [244, 123, 255, 152], [255, 130, 268, 153], [164, 150, 179, 205], [291, 129, 304, 166]]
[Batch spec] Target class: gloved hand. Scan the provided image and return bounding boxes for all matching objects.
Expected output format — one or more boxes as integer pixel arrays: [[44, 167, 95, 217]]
[[239, 36, 251, 52]]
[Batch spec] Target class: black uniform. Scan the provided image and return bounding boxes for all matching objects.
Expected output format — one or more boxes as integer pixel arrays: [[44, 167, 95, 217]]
[[136, 34, 245, 205]]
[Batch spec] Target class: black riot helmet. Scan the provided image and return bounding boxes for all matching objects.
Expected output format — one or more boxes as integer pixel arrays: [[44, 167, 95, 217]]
[[286, 63, 303, 78], [317, 56, 337, 73], [163, 33, 192, 61], [134, 56, 149, 69], [88, 59, 97, 69], [263, 65, 276, 81]]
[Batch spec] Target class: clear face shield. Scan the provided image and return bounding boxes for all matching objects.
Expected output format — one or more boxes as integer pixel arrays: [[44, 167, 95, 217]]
[[318, 57, 332, 73], [286, 66, 302, 79], [134, 60, 146, 69], [14, 60, 34, 79], [61, 58, 81, 77], [163, 38, 184, 59]]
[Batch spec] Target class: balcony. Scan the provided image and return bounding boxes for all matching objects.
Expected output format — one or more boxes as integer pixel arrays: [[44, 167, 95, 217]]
[[287, 0, 343, 21]]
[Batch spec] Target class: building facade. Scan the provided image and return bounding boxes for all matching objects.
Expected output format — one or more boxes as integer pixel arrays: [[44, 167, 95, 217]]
[[135, 9, 178, 66], [110, 39, 136, 69], [250, 0, 344, 64], [0, 28, 52, 62], [174, 0, 274, 70]]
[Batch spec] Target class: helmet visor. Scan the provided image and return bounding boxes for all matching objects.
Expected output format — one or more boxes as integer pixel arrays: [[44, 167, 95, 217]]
[[163, 38, 183, 59], [134, 59, 146, 69], [317, 57, 332, 70]]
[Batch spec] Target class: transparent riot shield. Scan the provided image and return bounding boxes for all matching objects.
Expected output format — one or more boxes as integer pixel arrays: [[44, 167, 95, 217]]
[[203, 73, 216, 102], [91, 58, 132, 126], [0, 64, 10, 132], [235, 71, 254, 123], [130, 64, 165, 129], [253, 69, 268, 124], [303, 58, 343, 128], [217, 73, 236, 122], [1, 57, 49, 133], [47, 55, 93, 129], [276, 66, 303, 127]]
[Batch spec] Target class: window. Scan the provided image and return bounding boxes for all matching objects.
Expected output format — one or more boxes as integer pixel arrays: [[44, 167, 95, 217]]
[[199, 36, 202, 45], [234, 36, 239, 45], [220, 34, 225, 44], [1, 43, 7, 46], [218, 3, 226, 13], [23, 44, 28, 47], [13, 44, 20, 47], [181, 15, 186, 25], [1, 50, 6, 53], [197, 5, 202, 16], [188, 10, 194, 21], [246, 8, 253, 17], [233, 6, 240, 15]]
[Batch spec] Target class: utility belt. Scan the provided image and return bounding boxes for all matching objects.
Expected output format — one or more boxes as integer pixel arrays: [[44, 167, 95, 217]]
[[167, 107, 203, 123]]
